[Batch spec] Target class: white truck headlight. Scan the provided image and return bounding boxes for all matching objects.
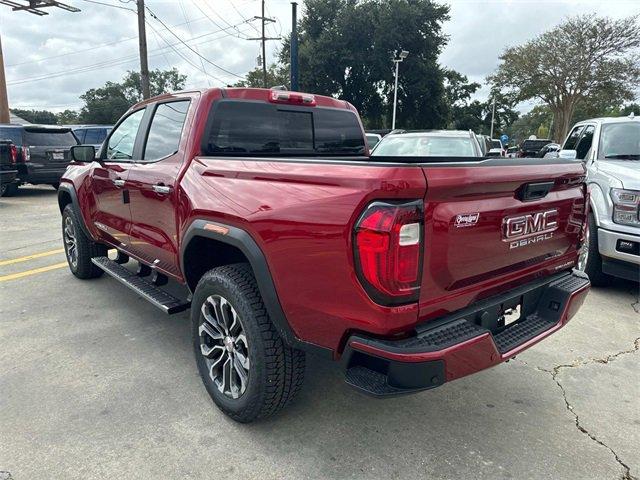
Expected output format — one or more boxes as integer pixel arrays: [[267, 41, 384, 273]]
[[610, 188, 640, 226]]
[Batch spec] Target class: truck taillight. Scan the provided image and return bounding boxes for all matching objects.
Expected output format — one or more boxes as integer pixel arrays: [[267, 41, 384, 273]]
[[354, 200, 423, 305], [269, 90, 316, 106], [21, 146, 30, 162], [9, 144, 17, 164]]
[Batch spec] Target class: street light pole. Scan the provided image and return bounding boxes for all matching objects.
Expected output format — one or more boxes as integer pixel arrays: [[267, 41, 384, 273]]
[[490, 97, 496, 138], [391, 50, 409, 131]]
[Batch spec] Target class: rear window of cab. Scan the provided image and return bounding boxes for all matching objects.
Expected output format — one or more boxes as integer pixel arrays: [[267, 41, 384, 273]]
[[202, 100, 366, 156]]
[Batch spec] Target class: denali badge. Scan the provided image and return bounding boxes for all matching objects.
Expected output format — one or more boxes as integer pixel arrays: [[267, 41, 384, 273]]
[[455, 212, 480, 228], [503, 209, 558, 249]]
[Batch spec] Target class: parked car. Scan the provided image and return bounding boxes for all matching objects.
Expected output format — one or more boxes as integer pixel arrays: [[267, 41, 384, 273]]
[[518, 138, 552, 157], [365, 132, 382, 150], [372, 130, 483, 157], [71, 125, 112, 152], [58, 87, 590, 422], [487, 138, 504, 157], [558, 114, 639, 284], [0, 124, 78, 191], [0, 140, 18, 197], [506, 146, 519, 158], [539, 142, 560, 158]]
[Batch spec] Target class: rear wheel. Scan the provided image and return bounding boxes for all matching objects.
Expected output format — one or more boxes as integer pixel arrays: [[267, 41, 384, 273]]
[[191, 263, 305, 423], [578, 213, 608, 286], [0, 183, 18, 197], [62, 204, 107, 279]]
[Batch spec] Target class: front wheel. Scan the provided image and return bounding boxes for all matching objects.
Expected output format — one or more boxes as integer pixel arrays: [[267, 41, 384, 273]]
[[62, 204, 107, 279], [577, 213, 608, 286], [1, 183, 18, 197], [191, 263, 305, 423]]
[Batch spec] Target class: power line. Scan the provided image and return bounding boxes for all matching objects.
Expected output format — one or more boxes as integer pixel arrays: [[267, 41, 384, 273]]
[[6, 15, 210, 68], [201, 0, 250, 39], [191, 0, 249, 40], [179, 0, 209, 86], [77, 0, 135, 12], [146, 6, 244, 79], [7, 24, 254, 85]]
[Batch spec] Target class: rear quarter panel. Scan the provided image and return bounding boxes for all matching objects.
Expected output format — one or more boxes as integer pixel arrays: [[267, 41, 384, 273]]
[[179, 158, 427, 351]]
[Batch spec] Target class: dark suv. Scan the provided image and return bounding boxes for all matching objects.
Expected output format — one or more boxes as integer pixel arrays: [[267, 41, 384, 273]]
[[71, 125, 112, 152], [0, 124, 78, 193]]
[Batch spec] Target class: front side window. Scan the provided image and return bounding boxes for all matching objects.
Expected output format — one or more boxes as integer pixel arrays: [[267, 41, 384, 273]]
[[107, 109, 145, 160], [575, 125, 595, 159], [144, 101, 190, 160], [598, 122, 640, 160], [563, 125, 584, 150]]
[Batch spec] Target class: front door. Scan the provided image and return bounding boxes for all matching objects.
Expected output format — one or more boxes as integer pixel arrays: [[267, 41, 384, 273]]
[[127, 99, 191, 279], [91, 108, 146, 248]]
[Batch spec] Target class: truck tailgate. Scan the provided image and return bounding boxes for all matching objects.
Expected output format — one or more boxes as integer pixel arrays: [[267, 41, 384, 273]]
[[418, 158, 587, 319]]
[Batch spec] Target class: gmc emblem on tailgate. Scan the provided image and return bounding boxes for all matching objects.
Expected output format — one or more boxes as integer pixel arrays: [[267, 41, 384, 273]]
[[503, 209, 558, 249]]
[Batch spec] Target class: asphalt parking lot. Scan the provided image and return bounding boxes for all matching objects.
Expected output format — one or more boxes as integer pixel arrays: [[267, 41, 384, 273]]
[[1, 185, 638, 480]]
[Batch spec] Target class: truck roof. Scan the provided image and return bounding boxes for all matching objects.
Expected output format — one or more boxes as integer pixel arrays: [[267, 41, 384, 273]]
[[131, 87, 354, 111], [574, 113, 637, 125]]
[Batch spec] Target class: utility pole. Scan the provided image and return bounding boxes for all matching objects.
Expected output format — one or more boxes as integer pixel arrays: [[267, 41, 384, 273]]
[[391, 49, 409, 130], [137, 0, 150, 99], [0, 35, 9, 123], [248, 1, 280, 88], [490, 97, 496, 138], [290, 2, 298, 91]]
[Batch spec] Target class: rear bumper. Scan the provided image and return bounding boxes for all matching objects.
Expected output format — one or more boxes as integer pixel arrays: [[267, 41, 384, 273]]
[[342, 270, 590, 397], [17, 163, 66, 184]]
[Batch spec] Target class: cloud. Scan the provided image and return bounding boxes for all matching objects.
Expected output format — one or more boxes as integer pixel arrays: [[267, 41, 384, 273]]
[[1, 0, 638, 113]]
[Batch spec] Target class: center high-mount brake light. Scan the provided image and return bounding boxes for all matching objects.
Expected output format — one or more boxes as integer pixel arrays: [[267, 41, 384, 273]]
[[354, 200, 423, 305], [269, 90, 316, 106]]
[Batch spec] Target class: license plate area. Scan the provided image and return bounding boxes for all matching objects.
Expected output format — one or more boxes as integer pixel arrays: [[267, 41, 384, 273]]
[[52, 152, 64, 160], [501, 304, 521, 328]]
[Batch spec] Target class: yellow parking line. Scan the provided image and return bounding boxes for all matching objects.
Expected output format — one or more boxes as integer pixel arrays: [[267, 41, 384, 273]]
[[0, 248, 65, 266], [0, 262, 68, 282]]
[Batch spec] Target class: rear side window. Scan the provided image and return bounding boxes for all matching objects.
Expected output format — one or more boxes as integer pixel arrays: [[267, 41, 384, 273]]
[[144, 101, 190, 160], [24, 130, 77, 147], [0, 127, 22, 145], [84, 128, 109, 145], [203, 101, 365, 155], [563, 126, 584, 150], [575, 125, 595, 160]]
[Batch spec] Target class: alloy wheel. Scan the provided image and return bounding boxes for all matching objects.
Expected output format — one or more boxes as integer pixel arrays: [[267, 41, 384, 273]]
[[199, 295, 250, 399], [577, 221, 589, 271], [63, 215, 78, 269]]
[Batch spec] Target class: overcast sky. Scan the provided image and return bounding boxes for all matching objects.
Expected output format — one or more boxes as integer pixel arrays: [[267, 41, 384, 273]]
[[1, 0, 639, 114]]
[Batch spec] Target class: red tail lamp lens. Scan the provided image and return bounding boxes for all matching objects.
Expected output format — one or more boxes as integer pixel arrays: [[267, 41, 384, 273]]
[[354, 201, 423, 305]]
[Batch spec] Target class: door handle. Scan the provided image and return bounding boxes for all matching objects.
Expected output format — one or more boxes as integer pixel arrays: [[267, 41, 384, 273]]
[[113, 178, 125, 188], [152, 184, 171, 195]]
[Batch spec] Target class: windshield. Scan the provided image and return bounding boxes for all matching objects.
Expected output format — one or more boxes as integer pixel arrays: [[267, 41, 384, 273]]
[[599, 122, 640, 160], [371, 135, 476, 157], [24, 130, 77, 147]]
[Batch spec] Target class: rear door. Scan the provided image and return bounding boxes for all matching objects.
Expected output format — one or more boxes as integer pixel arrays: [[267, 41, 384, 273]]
[[91, 108, 146, 247], [418, 158, 587, 319], [126, 99, 190, 278]]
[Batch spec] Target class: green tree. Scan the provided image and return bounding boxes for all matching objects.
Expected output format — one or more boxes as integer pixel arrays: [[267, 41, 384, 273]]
[[10, 109, 57, 125], [78, 68, 187, 124], [56, 109, 80, 125], [507, 105, 553, 144], [234, 64, 290, 88], [277, 0, 451, 129], [488, 14, 640, 142]]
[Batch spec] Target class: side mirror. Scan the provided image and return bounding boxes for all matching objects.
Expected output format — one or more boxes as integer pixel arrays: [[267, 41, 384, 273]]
[[70, 145, 96, 162], [558, 149, 577, 160]]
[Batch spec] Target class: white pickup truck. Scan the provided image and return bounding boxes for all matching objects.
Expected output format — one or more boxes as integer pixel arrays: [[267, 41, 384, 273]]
[[557, 113, 639, 284]]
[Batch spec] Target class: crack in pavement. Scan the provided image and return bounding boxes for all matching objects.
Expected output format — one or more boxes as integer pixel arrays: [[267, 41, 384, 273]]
[[536, 338, 640, 480]]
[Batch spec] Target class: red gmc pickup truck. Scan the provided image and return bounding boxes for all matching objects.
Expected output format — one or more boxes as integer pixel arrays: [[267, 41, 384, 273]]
[[58, 88, 591, 422]]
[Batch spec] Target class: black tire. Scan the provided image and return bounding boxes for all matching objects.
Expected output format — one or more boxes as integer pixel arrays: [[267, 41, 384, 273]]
[[62, 204, 107, 279], [581, 213, 608, 287], [51, 182, 60, 190], [1, 183, 18, 197], [191, 263, 305, 423]]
